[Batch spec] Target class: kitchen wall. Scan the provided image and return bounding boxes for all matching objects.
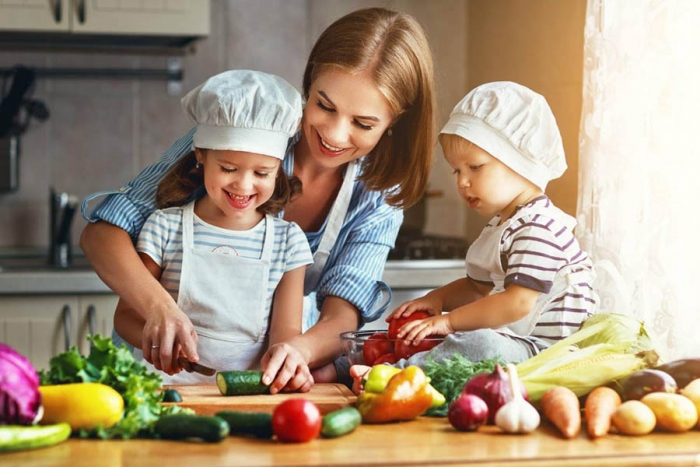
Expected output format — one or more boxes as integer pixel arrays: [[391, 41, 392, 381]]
[[463, 0, 587, 240], [0, 0, 584, 249]]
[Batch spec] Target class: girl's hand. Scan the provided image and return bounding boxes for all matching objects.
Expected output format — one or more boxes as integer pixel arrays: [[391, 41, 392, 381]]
[[386, 294, 442, 322], [261, 342, 314, 394], [142, 305, 199, 375], [397, 315, 454, 342]]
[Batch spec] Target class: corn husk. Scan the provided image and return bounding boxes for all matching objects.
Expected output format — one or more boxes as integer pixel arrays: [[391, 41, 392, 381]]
[[516, 313, 659, 402]]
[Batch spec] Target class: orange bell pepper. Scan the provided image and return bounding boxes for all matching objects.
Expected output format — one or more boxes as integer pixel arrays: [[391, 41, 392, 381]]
[[356, 365, 434, 423]]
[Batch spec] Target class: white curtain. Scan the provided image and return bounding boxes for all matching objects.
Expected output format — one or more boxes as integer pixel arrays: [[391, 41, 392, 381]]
[[578, 0, 700, 360]]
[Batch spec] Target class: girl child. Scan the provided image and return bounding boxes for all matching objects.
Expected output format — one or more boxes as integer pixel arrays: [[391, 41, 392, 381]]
[[352, 82, 598, 387], [113, 70, 313, 385], [80, 7, 437, 392]]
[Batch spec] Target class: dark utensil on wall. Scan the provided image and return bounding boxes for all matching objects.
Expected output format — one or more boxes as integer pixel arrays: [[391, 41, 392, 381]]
[[0, 66, 50, 193]]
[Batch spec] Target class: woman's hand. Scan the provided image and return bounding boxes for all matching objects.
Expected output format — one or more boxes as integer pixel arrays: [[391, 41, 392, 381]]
[[386, 293, 443, 322], [142, 304, 199, 375], [397, 314, 454, 341], [260, 342, 314, 394]]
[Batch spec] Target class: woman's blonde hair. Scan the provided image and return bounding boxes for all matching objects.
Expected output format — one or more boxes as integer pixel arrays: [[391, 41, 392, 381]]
[[303, 7, 436, 209], [156, 150, 301, 215]]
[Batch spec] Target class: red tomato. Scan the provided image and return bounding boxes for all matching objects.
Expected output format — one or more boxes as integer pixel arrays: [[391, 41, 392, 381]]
[[373, 353, 398, 365], [395, 338, 441, 360], [387, 310, 431, 339], [362, 332, 393, 365], [272, 398, 322, 443]]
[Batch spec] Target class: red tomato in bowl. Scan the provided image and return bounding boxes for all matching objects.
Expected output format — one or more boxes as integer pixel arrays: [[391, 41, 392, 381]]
[[373, 353, 398, 365], [362, 332, 393, 366], [387, 310, 431, 339], [395, 338, 441, 360], [272, 398, 322, 443]]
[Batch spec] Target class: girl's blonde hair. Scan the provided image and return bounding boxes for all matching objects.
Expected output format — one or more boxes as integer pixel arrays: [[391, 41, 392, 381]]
[[303, 7, 436, 209], [156, 150, 301, 215]]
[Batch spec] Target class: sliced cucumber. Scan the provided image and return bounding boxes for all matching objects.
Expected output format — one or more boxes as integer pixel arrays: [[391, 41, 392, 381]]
[[215, 410, 273, 438], [0, 422, 71, 452], [321, 407, 362, 438], [216, 370, 270, 396], [154, 414, 229, 443], [161, 388, 183, 403]]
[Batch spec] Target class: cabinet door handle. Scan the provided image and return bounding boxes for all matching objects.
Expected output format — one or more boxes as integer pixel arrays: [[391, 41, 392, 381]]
[[76, 0, 86, 24], [52, 0, 62, 23], [61, 304, 72, 351], [87, 304, 97, 338]]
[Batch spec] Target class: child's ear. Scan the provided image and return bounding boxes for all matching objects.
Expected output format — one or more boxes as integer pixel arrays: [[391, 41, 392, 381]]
[[194, 147, 205, 164]]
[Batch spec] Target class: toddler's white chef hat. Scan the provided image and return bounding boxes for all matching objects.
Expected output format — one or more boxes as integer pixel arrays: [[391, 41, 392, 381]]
[[181, 69, 302, 160], [440, 81, 566, 190]]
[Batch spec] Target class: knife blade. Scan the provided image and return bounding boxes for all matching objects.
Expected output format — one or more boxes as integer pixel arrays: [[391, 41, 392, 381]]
[[179, 359, 216, 376]]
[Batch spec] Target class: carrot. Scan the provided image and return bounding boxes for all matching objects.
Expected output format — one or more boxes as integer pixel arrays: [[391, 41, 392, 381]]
[[584, 386, 622, 439], [540, 386, 581, 439]]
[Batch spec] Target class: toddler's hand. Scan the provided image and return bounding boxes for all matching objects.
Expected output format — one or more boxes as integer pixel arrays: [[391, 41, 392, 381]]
[[386, 295, 442, 322], [398, 315, 453, 342]]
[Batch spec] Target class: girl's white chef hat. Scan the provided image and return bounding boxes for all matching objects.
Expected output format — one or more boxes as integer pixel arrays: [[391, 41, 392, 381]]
[[181, 69, 302, 160], [440, 81, 566, 190]]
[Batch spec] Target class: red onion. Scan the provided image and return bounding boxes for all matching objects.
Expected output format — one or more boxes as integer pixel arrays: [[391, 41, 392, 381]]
[[462, 364, 529, 424], [448, 393, 489, 431], [0, 343, 42, 425]]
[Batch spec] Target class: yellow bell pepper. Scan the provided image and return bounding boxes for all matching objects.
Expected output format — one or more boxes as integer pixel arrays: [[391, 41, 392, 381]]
[[357, 366, 435, 423], [363, 364, 445, 409]]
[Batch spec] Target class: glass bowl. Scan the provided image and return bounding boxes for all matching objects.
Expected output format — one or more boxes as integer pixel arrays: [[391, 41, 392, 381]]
[[340, 330, 444, 366]]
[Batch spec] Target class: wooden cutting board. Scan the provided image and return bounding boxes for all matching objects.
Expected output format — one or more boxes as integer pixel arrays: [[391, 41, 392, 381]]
[[164, 384, 357, 415]]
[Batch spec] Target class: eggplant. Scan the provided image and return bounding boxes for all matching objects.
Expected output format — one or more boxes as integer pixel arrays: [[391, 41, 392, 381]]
[[655, 358, 700, 389], [621, 369, 677, 401]]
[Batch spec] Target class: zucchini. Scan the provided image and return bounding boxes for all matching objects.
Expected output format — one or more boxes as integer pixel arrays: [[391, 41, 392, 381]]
[[216, 370, 270, 396], [321, 406, 362, 438], [154, 414, 229, 443], [215, 410, 273, 438], [162, 388, 183, 403], [0, 422, 71, 452]]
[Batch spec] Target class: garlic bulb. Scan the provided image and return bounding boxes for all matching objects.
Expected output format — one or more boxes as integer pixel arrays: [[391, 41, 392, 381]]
[[495, 364, 540, 434]]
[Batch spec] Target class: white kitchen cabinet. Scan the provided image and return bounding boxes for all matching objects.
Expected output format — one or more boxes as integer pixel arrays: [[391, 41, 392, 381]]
[[0, 0, 69, 31], [76, 294, 119, 356], [0, 294, 117, 371], [0, 0, 209, 36]]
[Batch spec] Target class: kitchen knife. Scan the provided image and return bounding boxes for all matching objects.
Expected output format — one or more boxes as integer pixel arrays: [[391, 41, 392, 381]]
[[179, 359, 216, 376]]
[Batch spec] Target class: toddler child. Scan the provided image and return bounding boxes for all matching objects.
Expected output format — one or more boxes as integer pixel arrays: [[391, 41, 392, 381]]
[[352, 81, 598, 386]]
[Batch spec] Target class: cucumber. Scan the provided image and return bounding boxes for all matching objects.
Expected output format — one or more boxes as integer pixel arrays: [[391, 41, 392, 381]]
[[216, 370, 270, 396], [321, 406, 362, 438], [0, 422, 71, 452], [162, 388, 183, 403], [154, 414, 229, 443], [215, 410, 273, 439]]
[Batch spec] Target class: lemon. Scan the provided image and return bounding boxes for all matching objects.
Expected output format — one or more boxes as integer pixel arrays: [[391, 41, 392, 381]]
[[39, 383, 124, 430]]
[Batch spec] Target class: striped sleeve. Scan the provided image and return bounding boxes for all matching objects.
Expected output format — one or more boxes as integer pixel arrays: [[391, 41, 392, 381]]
[[82, 128, 196, 239], [501, 217, 576, 293], [283, 221, 313, 272], [136, 209, 180, 268]]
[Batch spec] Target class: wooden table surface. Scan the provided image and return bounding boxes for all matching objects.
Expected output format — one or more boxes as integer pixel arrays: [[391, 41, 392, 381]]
[[6, 417, 700, 467]]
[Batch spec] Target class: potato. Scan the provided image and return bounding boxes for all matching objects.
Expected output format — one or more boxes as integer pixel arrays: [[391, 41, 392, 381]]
[[679, 378, 700, 428], [612, 400, 656, 436], [641, 392, 698, 432]]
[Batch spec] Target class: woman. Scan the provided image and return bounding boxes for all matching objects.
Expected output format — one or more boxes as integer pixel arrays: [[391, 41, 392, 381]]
[[80, 7, 436, 393]]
